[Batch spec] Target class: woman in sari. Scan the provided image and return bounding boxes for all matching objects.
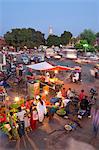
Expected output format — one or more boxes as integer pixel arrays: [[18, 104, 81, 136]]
[[37, 98, 47, 123]]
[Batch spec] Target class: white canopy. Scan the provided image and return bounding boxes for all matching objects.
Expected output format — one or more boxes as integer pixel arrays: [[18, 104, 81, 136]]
[[27, 62, 54, 71]]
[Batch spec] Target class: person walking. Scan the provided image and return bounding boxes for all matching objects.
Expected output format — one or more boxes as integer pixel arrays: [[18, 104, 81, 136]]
[[91, 105, 99, 138], [79, 90, 85, 101], [37, 98, 47, 123], [17, 107, 26, 137], [30, 106, 38, 130], [94, 67, 98, 79]]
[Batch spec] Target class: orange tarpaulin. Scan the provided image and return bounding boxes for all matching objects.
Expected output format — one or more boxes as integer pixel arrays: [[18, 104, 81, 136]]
[[47, 65, 81, 71]]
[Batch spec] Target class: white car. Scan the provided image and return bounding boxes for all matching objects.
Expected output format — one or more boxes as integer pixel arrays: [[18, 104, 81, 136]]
[[75, 58, 91, 63], [53, 55, 61, 59], [89, 55, 99, 61]]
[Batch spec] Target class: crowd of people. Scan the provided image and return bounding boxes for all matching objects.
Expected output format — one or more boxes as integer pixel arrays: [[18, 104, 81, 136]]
[[1, 84, 99, 141]]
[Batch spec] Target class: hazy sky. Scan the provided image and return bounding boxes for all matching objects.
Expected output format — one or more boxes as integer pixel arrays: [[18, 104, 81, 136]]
[[0, 0, 99, 37]]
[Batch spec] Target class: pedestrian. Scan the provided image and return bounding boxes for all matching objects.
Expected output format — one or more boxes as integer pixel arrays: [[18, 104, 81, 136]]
[[19, 64, 23, 77], [94, 67, 98, 79], [80, 96, 89, 111], [48, 104, 56, 121], [37, 97, 47, 123], [17, 107, 26, 137], [78, 67, 82, 81], [79, 90, 85, 101], [72, 72, 79, 83], [24, 112, 31, 132], [61, 87, 67, 98], [30, 106, 38, 130], [67, 88, 74, 98], [91, 105, 99, 138]]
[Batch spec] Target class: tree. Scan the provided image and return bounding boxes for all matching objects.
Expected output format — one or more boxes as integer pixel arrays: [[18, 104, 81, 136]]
[[87, 45, 96, 52], [75, 39, 96, 52], [61, 31, 72, 45], [80, 29, 96, 45], [47, 35, 61, 47], [96, 32, 99, 38], [74, 40, 88, 50], [4, 28, 45, 49]]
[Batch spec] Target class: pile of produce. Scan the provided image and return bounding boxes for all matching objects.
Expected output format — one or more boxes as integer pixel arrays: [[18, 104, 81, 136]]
[[56, 108, 66, 116]]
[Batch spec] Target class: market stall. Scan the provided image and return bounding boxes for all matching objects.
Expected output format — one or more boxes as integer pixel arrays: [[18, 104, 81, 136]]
[[26, 62, 81, 99], [0, 86, 7, 101]]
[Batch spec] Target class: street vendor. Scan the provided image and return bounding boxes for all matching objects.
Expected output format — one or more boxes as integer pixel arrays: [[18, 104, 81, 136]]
[[72, 72, 79, 83], [67, 88, 74, 98], [9, 112, 19, 140], [47, 104, 56, 121], [61, 87, 67, 98], [45, 72, 50, 83]]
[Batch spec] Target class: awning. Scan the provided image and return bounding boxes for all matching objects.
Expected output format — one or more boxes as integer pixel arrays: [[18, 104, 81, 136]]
[[48, 65, 81, 71], [27, 62, 54, 70], [48, 66, 72, 71], [27, 62, 81, 71]]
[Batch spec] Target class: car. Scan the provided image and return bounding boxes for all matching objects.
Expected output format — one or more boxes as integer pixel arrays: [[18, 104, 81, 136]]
[[21, 57, 29, 64], [53, 55, 61, 59], [89, 55, 99, 61], [10, 63, 16, 72], [75, 58, 91, 64], [30, 56, 43, 63]]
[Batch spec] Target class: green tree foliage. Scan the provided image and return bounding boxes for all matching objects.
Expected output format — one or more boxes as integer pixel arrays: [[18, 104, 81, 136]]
[[61, 31, 72, 45], [80, 29, 96, 45], [75, 39, 96, 52], [74, 40, 88, 50], [87, 45, 96, 52], [47, 35, 61, 47], [96, 32, 99, 38], [4, 28, 45, 48], [70, 37, 78, 45]]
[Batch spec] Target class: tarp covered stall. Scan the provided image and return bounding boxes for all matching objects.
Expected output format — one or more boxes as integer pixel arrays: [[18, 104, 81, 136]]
[[27, 62, 54, 71]]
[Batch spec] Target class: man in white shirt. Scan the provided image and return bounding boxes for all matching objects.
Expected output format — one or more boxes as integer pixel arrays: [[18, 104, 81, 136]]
[[17, 109, 26, 121], [62, 98, 71, 107], [17, 107, 26, 137], [67, 88, 74, 98], [72, 72, 79, 83], [45, 72, 50, 83]]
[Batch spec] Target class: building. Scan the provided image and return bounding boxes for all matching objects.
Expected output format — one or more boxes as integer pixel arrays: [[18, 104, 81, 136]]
[[48, 26, 53, 35]]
